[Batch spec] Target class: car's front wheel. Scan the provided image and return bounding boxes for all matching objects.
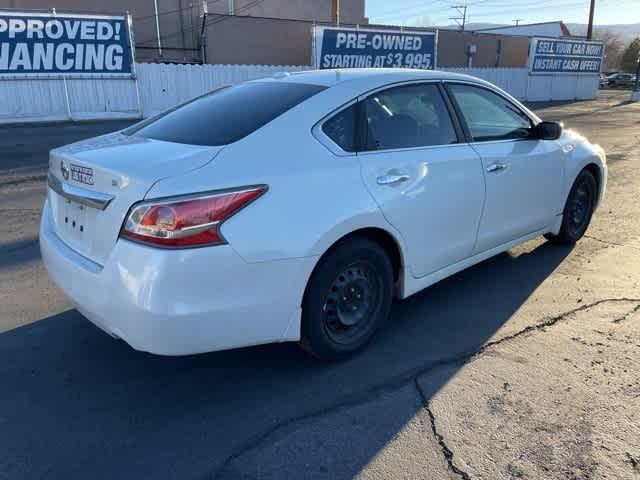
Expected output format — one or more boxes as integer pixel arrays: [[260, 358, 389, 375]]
[[545, 169, 597, 245], [300, 237, 393, 361]]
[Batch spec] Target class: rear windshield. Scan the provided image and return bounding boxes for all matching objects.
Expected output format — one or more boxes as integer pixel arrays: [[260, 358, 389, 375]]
[[125, 81, 326, 146]]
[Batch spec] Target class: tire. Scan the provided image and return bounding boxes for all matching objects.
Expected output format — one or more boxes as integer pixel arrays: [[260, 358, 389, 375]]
[[545, 169, 597, 245], [299, 237, 394, 361]]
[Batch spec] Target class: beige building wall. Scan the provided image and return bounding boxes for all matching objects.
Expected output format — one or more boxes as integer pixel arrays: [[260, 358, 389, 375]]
[[204, 16, 314, 65], [207, 0, 366, 24], [3, 0, 201, 62], [204, 21, 531, 68], [436, 30, 530, 68], [3, 0, 367, 63], [202, 0, 368, 65], [3, 1, 529, 67]]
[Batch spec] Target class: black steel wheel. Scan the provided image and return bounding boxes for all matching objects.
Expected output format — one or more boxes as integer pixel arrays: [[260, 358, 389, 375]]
[[545, 169, 597, 245], [322, 261, 381, 345], [300, 237, 393, 360]]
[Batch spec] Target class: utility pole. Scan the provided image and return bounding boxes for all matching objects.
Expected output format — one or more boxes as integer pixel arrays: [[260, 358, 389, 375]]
[[200, 0, 208, 64], [512, 19, 524, 26], [631, 53, 640, 102], [586, 0, 595, 40], [153, 0, 163, 57], [450, 5, 468, 31], [332, 0, 340, 25]]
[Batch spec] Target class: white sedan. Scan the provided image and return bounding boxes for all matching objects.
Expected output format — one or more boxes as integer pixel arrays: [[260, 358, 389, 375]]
[[40, 69, 607, 360]]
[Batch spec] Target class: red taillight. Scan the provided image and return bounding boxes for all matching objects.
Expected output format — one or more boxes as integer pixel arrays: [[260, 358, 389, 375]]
[[120, 186, 267, 248]]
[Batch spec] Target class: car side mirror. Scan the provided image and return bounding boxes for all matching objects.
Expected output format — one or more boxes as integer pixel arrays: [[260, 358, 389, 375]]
[[534, 121, 563, 140]]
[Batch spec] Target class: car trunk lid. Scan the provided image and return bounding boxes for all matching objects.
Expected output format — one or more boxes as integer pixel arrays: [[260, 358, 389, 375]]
[[47, 132, 223, 265]]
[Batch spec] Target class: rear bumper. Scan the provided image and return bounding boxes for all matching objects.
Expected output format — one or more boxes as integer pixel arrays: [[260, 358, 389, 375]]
[[40, 201, 315, 355]]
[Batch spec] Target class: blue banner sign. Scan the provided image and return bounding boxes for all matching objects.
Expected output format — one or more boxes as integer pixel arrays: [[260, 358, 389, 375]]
[[0, 12, 132, 77], [529, 38, 604, 75], [314, 27, 436, 70]]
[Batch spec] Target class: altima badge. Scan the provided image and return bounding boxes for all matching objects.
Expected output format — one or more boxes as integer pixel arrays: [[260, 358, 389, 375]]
[[60, 160, 69, 181]]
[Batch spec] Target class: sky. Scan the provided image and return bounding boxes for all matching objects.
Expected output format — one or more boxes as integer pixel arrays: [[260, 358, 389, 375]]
[[366, 0, 640, 27]]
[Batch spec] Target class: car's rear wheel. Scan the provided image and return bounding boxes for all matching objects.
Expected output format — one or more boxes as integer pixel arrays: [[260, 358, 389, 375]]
[[300, 237, 393, 361], [545, 169, 597, 245]]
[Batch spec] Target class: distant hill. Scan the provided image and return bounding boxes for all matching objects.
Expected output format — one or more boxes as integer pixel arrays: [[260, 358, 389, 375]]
[[437, 22, 503, 31]]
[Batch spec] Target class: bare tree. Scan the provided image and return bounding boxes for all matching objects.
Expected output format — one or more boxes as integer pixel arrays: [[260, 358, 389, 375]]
[[596, 29, 624, 72], [621, 37, 640, 73]]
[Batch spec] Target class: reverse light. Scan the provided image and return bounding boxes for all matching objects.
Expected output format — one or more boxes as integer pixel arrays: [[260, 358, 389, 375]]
[[120, 185, 267, 248]]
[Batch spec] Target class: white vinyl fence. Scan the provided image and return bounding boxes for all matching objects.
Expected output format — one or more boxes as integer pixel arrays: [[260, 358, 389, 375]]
[[0, 64, 309, 124], [136, 63, 309, 116], [0, 76, 140, 124], [445, 67, 599, 102], [0, 63, 599, 124]]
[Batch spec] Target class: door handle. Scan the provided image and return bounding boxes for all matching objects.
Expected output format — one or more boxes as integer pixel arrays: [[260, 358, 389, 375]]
[[376, 174, 410, 185], [486, 163, 507, 173]]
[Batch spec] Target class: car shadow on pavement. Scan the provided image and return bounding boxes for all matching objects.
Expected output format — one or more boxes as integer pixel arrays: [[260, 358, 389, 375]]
[[0, 240, 572, 479], [0, 121, 135, 172], [0, 237, 40, 270]]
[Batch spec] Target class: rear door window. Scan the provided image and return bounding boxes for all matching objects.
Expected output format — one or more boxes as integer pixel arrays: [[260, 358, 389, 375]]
[[362, 83, 459, 151], [126, 82, 326, 146]]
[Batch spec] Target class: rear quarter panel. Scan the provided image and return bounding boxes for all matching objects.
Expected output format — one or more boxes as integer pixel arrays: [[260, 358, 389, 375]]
[[144, 82, 408, 266]]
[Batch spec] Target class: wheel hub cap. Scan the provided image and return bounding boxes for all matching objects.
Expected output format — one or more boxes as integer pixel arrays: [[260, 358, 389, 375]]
[[570, 183, 590, 228], [336, 278, 370, 326], [323, 264, 376, 337]]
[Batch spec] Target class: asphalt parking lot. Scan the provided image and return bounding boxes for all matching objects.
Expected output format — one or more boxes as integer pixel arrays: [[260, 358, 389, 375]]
[[1, 90, 639, 479]]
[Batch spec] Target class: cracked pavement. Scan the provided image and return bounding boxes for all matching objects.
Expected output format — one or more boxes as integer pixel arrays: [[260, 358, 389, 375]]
[[0, 91, 639, 479]]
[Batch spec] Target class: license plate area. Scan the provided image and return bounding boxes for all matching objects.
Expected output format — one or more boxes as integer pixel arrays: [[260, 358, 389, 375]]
[[48, 187, 109, 264], [60, 198, 89, 242]]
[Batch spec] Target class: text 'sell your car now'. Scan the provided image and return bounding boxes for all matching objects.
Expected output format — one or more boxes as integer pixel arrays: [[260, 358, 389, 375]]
[[40, 69, 607, 360]]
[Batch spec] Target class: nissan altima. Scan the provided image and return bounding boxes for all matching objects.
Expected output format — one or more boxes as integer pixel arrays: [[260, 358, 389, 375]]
[[40, 69, 607, 360]]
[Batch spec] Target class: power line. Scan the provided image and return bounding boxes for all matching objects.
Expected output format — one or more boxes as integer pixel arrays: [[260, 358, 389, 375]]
[[133, 0, 224, 23], [207, 0, 268, 27], [373, 2, 476, 23], [449, 4, 468, 30], [133, 0, 595, 52], [370, 0, 596, 26], [372, 1, 487, 25], [136, 0, 268, 46], [469, 2, 584, 18], [479, 0, 581, 9]]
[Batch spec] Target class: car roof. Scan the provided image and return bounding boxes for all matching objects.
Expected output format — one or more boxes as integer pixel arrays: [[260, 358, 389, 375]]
[[261, 68, 490, 89], [260, 67, 541, 125]]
